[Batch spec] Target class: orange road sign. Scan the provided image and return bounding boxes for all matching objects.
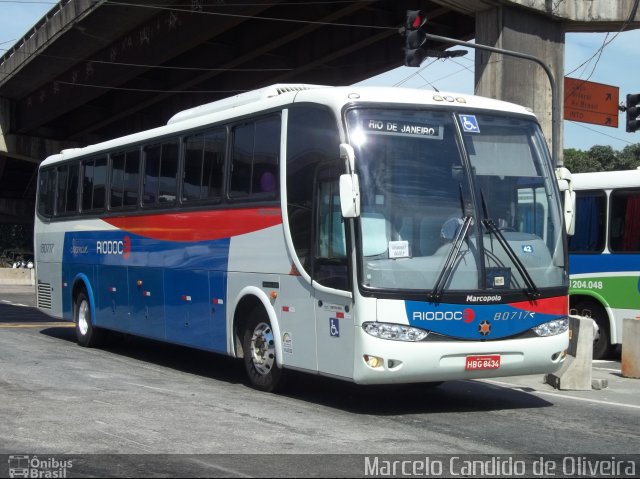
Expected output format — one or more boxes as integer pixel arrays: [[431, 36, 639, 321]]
[[564, 77, 619, 128]]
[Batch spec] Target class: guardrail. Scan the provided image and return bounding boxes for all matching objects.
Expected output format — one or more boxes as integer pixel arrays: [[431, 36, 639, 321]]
[[0, 268, 35, 286]]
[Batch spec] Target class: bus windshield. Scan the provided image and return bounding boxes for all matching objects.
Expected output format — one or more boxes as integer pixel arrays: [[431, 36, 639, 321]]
[[346, 108, 566, 296]]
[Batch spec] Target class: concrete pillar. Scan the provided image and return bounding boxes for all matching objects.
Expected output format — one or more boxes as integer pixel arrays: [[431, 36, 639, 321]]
[[0, 97, 11, 155], [621, 318, 640, 379], [475, 6, 564, 164], [545, 315, 596, 390]]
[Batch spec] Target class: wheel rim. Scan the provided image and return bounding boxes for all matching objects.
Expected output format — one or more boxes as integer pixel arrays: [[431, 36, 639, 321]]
[[249, 322, 275, 376], [78, 299, 90, 336]]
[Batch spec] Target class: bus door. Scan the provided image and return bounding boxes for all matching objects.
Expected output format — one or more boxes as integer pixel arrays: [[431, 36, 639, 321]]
[[312, 165, 355, 379]]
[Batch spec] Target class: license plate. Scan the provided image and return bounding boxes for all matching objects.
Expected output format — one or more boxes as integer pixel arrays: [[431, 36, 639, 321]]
[[465, 355, 501, 371]]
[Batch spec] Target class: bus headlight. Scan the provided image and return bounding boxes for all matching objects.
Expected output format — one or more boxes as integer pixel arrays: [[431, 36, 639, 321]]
[[363, 322, 429, 341], [532, 318, 569, 337]]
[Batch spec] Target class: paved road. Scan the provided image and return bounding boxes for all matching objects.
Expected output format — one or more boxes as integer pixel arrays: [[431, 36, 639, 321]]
[[0, 286, 638, 477]]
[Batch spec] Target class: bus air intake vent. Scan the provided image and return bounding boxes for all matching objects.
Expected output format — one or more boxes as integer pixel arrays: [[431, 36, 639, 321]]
[[37, 283, 52, 309], [167, 84, 325, 125]]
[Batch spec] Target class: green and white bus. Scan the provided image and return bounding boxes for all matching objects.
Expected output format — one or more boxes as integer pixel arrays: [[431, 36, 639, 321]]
[[568, 168, 640, 359]]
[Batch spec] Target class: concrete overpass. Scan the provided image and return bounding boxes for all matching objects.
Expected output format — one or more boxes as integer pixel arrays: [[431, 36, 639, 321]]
[[0, 0, 638, 226]]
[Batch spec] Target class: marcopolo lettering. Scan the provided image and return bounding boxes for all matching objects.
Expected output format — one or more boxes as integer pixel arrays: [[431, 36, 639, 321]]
[[466, 294, 502, 303]]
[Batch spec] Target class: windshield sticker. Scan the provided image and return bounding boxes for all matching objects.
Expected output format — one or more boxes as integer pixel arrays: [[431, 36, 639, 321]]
[[363, 119, 444, 139], [459, 114, 480, 133], [388, 240, 410, 259]]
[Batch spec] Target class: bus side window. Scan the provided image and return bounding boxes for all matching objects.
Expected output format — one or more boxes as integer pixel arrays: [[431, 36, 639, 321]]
[[230, 116, 280, 199], [183, 128, 225, 203], [37, 169, 55, 218], [143, 141, 178, 207], [610, 189, 640, 253], [55, 163, 79, 216], [568, 191, 606, 253]]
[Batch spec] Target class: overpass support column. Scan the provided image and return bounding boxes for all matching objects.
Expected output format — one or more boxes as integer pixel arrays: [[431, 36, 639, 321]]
[[0, 97, 10, 155], [475, 6, 565, 162]]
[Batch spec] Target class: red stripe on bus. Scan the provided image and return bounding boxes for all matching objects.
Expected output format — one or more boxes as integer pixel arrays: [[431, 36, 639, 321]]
[[509, 296, 568, 315], [104, 207, 282, 242]]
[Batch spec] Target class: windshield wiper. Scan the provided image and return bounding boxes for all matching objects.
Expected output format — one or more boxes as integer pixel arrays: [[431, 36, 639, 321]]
[[482, 218, 540, 299], [428, 215, 473, 303]]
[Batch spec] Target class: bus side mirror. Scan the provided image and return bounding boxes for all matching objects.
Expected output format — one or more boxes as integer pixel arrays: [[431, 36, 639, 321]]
[[556, 167, 575, 236], [340, 174, 360, 218], [564, 189, 576, 236], [339, 143, 360, 218]]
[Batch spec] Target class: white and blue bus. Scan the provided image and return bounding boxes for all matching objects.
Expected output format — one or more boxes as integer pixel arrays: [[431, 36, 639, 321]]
[[35, 84, 570, 391], [568, 168, 640, 359]]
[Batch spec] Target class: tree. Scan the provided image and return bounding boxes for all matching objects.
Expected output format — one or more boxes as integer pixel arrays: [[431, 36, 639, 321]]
[[617, 144, 640, 170], [563, 148, 601, 173], [563, 143, 640, 173]]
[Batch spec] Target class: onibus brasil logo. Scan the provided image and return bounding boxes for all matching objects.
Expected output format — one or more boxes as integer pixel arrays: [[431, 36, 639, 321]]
[[8, 455, 73, 478]]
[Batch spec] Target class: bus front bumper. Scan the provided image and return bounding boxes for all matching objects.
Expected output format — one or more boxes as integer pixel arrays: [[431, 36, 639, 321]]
[[352, 330, 569, 385]]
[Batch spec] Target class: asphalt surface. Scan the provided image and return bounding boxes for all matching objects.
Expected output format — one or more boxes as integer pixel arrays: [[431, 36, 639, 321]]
[[0, 285, 638, 477]]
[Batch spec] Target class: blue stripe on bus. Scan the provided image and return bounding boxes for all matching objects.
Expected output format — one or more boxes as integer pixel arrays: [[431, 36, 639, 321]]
[[569, 253, 640, 275], [63, 231, 229, 353], [405, 298, 565, 340]]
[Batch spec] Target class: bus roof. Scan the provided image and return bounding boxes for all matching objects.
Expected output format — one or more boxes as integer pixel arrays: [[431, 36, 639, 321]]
[[40, 83, 537, 167], [570, 168, 640, 190]]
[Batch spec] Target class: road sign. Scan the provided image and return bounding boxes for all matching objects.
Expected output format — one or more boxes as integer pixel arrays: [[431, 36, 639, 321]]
[[564, 77, 619, 128]]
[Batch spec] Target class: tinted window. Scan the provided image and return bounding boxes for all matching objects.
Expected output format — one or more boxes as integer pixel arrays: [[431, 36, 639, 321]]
[[93, 157, 107, 210], [286, 106, 340, 274], [143, 141, 178, 207], [55, 163, 79, 215], [184, 128, 226, 202], [110, 149, 140, 209], [110, 153, 125, 209], [82, 157, 107, 212], [37, 168, 55, 218], [230, 116, 280, 199]]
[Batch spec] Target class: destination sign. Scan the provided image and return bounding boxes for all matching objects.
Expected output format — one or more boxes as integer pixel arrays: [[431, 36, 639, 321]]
[[363, 119, 444, 139]]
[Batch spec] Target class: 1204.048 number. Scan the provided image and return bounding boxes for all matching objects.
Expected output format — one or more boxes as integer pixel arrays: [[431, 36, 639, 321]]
[[571, 280, 604, 290]]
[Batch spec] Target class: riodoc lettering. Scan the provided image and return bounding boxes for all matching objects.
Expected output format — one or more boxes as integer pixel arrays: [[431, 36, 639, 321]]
[[413, 311, 464, 321], [96, 240, 123, 255], [96, 236, 131, 259]]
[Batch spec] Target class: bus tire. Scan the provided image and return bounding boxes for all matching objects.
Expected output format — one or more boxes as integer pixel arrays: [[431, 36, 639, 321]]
[[74, 290, 104, 348], [574, 300, 612, 360], [242, 309, 284, 392]]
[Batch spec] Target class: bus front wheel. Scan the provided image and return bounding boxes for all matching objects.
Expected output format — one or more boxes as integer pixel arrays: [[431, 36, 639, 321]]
[[74, 290, 104, 348], [242, 310, 284, 392], [574, 300, 612, 360]]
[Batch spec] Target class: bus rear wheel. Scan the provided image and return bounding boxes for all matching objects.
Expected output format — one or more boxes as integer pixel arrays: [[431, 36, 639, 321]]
[[74, 290, 104, 348], [574, 300, 612, 360], [242, 310, 284, 392]]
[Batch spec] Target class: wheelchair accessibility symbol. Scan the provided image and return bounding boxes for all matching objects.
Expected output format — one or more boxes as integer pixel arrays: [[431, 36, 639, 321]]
[[330, 318, 340, 337], [459, 114, 480, 133]]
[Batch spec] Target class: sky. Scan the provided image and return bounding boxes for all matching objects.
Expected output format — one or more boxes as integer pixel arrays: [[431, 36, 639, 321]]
[[1, 1, 639, 152]]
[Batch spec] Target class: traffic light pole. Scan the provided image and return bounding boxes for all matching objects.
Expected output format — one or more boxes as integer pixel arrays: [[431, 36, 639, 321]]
[[421, 32, 561, 167]]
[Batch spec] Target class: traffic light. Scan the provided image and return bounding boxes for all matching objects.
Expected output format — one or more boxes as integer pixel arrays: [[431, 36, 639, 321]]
[[403, 10, 427, 67], [626, 93, 640, 133]]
